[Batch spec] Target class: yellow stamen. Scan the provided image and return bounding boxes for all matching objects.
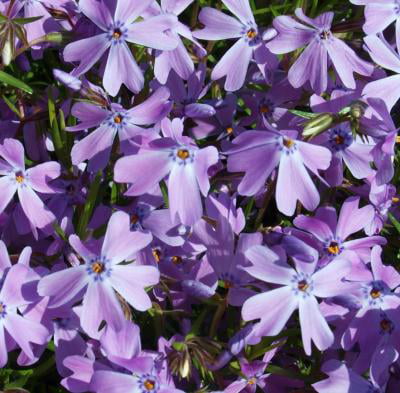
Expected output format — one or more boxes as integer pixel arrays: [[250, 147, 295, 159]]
[[144, 380, 155, 391], [91, 262, 105, 274], [114, 115, 122, 124], [226, 126, 234, 134], [152, 249, 162, 263], [283, 138, 294, 148], [247, 378, 256, 385], [327, 242, 340, 255], [247, 29, 257, 39], [171, 255, 182, 265], [113, 29, 122, 39], [177, 149, 190, 160], [370, 288, 381, 299], [298, 280, 309, 291], [16, 174, 24, 183], [395, 136, 400, 143], [260, 106, 269, 114], [392, 197, 399, 203]]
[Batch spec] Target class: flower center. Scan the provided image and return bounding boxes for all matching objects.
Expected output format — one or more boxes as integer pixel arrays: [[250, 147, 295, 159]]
[[177, 149, 190, 160], [297, 279, 309, 291], [319, 30, 331, 40], [329, 128, 353, 151], [171, 255, 182, 265], [15, 171, 24, 183], [283, 138, 295, 148], [0, 302, 6, 318], [327, 241, 340, 255], [143, 379, 156, 391], [370, 288, 381, 299], [130, 214, 139, 225], [91, 262, 105, 274], [333, 135, 344, 145], [152, 249, 162, 263], [114, 115, 123, 124], [113, 28, 122, 39], [247, 377, 257, 385], [392, 197, 399, 203], [380, 318, 393, 332], [246, 28, 257, 40], [226, 126, 234, 134], [260, 105, 270, 114], [224, 280, 234, 289]]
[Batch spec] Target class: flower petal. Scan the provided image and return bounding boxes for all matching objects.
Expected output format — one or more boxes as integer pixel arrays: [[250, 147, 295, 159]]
[[299, 295, 334, 355], [18, 186, 55, 228], [110, 265, 159, 311], [37, 266, 88, 308]]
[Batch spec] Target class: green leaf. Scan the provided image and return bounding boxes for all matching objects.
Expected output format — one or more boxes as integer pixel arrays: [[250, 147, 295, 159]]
[[389, 212, 400, 234], [159, 180, 169, 208], [288, 109, 320, 119], [0, 70, 33, 94], [2, 94, 20, 117], [13, 15, 44, 25]]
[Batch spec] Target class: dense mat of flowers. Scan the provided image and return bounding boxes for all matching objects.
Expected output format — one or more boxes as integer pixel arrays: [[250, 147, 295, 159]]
[[0, 0, 400, 392]]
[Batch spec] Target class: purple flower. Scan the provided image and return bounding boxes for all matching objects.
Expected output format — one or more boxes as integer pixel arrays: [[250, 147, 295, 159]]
[[193, 0, 277, 91], [294, 196, 386, 266], [114, 118, 219, 225], [90, 355, 184, 393], [341, 245, 400, 372], [365, 178, 397, 235], [0, 138, 60, 229], [313, 360, 389, 393], [363, 34, 400, 111], [267, 9, 373, 94], [64, 0, 178, 95], [241, 244, 351, 355], [67, 87, 172, 168], [0, 263, 50, 367], [225, 128, 332, 216], [196, 215, 261, 306], [315, 124, 374, 186], [37, 211, 158, 337], [146, 0, 206, 84], [354, 0, 400, 42]]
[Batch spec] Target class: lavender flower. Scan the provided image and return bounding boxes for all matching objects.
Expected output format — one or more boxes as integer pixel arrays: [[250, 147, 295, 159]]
[[67, 87, 172, 167], [242, 243, 351, 355], [114, 118, 219, 225], [225, 128, 332, 216], [268, 9, 373, 94], [0, 138, 60, 229], [193, 0, 277, 91], [38, 211, 158, 336], [0, 264, 49, 366], [64, 0, 179, 95]]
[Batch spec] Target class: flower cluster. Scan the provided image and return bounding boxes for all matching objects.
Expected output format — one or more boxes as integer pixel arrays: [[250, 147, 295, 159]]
[[0, 0, 400, 392]]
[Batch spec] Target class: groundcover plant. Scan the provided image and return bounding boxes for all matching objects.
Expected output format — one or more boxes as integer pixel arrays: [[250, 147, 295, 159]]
[[1, 0, 400, 392]]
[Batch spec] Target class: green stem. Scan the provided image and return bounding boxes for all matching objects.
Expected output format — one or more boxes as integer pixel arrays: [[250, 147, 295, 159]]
[[209, 297, 227, 338], [254, 179, 276, 229]]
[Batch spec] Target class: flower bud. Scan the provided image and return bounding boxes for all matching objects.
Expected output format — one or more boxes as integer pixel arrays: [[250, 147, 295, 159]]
[[350, 101, 366, 119], [2, 40, 12, 66], [303, 112, 335, 138]]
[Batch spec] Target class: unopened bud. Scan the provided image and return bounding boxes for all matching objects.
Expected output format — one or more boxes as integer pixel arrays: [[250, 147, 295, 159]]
[[350, 101, 366, 119], [303, 112, 334, 138], [2, 40, 12, 66]]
